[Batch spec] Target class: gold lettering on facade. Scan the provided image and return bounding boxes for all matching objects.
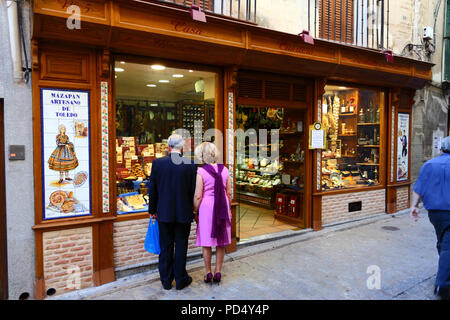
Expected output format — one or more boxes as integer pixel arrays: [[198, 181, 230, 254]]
[[279, 42, 314, 55], [171, 20, 203, 36]]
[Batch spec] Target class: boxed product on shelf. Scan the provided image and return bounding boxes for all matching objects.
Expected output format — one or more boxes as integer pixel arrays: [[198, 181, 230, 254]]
[[117, 136, 137, 148], [287, 195, 299, 217], [275, 193, 288, 215], [116, 168, 130, 180]]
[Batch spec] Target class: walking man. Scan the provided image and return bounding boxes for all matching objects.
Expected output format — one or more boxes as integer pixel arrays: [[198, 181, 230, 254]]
[[411, 136, 450, 300], [148, 134, 197, 290]]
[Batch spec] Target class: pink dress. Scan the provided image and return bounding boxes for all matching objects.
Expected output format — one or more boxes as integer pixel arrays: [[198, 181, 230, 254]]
[[196, 165, 231, 247]]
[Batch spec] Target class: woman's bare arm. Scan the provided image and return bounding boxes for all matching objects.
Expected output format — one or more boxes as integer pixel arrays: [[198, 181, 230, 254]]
[[193, 173, 203, 212], [226, 176, 232, 203]]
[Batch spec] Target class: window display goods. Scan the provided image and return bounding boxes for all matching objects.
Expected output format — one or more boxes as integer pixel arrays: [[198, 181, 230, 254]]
[[114, 61, 218, 214], [321, 85, 384, 191]]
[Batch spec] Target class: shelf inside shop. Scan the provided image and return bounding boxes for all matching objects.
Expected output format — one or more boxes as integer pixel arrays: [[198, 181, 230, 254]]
[[237, 191, 271, 199], [356, 163, 380, 166], [277, 186, 304, 193], [357, 123, 380, 125], [280, 160, 305, 164], [236, 191, 274, 209], [357, 145, 380, 147], [338, 113, 357, 116], [279, 131, 304, 135], [237, 167, 280, 175], [245, 145, 273, 148]]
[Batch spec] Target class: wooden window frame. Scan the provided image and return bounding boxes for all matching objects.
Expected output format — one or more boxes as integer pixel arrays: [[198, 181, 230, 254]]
[[319, 0, 354, 43]]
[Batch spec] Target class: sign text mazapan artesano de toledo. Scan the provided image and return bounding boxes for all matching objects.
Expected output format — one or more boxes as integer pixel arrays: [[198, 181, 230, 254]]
[[50, 92, 81, 118]]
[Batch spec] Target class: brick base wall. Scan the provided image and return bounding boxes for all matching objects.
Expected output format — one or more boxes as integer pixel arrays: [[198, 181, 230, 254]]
[[113, 218, 200, 269], [322, 189, 386, 225], [42, 227, 94, 296], [396, 186, 410, 211]]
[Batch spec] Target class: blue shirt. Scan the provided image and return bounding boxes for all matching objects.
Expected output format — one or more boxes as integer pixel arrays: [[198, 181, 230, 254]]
[[414, 153, 450, 211]]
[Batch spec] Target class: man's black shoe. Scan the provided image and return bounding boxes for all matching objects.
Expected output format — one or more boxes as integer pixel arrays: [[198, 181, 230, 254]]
[[437, 287, 450, 300], [176, 276, 192, 290], [162, 282, 172, 290]]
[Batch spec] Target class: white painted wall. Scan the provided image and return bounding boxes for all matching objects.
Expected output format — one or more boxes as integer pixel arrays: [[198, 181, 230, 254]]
[[0, 0, 35, 300]]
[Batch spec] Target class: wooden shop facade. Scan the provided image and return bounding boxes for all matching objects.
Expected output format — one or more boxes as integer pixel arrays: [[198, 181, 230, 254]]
[[31, 0, 432, 298]]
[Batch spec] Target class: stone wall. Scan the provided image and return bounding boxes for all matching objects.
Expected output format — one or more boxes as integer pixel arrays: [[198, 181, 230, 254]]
[[411, 86, 449, 182]]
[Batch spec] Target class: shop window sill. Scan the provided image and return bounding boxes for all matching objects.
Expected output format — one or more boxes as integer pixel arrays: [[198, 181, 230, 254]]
[[313, 184, 386, 196]]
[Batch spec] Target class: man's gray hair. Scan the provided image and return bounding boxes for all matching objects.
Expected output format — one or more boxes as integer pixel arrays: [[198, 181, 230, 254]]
[[167, 134, 184, 150], [442, 136, 450, 153]]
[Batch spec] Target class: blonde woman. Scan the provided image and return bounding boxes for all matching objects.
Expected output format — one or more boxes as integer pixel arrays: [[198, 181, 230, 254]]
[[193, 142, 232, 285]]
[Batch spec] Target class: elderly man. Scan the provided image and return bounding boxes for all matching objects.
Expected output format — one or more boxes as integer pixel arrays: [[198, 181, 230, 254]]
[[411, 136, 450, 300], [148, 134, 197, 290]]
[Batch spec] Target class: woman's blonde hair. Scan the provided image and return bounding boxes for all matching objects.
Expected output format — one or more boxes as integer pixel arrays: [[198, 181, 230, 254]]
[[194, 142, 219, 164]]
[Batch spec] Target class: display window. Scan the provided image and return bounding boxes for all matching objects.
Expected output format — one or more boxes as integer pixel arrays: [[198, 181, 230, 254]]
[[114, 60, 217, 214], [321, 85, 384, 191]]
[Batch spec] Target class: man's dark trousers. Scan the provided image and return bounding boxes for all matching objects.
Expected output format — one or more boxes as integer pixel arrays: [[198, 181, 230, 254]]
[[158, 222, 191, 287], [428, 210, 450, 296]]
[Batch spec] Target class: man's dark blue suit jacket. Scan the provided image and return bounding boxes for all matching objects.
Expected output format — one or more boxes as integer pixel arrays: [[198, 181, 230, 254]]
[[148, 152, 197, 223]]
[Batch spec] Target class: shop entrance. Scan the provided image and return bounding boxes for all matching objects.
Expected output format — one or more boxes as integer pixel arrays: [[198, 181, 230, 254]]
[[0, 99, 8, 299], [234, 73, 312, 241]]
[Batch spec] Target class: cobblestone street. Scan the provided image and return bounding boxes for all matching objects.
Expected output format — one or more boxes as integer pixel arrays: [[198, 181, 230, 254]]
[[50, 209, 440, 300]]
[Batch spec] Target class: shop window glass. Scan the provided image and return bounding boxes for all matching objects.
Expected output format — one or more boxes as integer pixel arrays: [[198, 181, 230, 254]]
[[321, 85, 384, 191], [114, 61, 216, 214]]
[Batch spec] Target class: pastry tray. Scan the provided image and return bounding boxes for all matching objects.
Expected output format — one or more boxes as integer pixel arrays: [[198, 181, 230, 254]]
[[117, 191, 149, 215]]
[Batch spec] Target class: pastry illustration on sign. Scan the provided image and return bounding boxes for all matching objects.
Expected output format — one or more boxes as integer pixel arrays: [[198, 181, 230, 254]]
[[47, 190, 87, 214], [48, 124, 79, 184], [73, 171, 88, 188]]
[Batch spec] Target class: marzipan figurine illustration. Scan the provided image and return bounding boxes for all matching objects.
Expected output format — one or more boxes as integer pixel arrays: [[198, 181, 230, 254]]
[[48, 124, 79, 184]]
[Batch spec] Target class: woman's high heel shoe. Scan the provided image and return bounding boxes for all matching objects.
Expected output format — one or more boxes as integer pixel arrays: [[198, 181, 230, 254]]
[[204, 272, 213, 284], [213, 272, 221, 285]]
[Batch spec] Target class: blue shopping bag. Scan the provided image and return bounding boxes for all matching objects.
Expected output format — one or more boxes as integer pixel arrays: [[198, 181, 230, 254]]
[[144, 217, 161, 255]]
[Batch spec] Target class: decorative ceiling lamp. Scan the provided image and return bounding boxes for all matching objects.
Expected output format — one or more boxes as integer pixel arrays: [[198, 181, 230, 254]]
[[195, 79, 205, 93]]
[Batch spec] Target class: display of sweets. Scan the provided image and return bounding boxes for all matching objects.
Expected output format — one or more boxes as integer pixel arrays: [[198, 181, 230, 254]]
[[130, 163, 146, 179]]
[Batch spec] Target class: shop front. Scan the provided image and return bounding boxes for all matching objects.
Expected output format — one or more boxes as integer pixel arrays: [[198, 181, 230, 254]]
[[31, 0, 431, 299]]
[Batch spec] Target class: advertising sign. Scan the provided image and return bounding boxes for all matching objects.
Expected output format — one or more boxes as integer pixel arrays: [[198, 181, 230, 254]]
[[397, 113, 409, 181], [41, 88, 91, 220]]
